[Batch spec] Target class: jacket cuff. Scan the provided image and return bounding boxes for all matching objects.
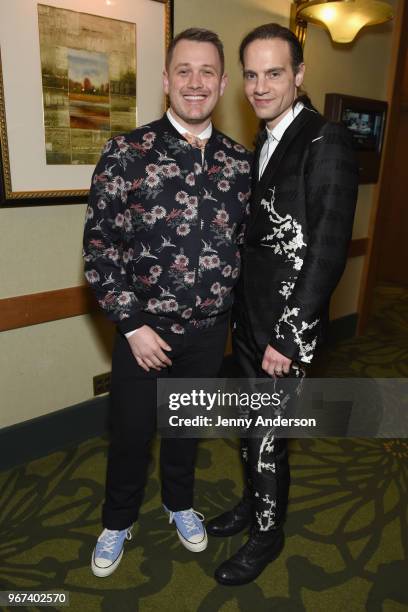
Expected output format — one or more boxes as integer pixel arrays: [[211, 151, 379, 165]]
[[117, 312, 147, 335], [268, 335, 300, 363]]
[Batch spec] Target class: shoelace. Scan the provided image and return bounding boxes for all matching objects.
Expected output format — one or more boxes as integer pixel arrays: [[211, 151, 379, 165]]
[[99, 529, 132, 554], [234, 530, 269, 560], [169, 509, 205, 533]]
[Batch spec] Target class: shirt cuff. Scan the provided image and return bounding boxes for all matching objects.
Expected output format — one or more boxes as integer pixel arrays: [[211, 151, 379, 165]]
[[125, 329, 138, 339]]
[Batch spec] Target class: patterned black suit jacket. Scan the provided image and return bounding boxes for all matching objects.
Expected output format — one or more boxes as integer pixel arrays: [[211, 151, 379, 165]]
[[236, 106, 359, 364]]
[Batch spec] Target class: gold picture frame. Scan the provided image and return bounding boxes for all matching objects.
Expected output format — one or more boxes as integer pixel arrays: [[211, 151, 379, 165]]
[[0, 0, 173, 206]]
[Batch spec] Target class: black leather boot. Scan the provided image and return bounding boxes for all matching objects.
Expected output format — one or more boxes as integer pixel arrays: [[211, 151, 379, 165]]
[[214, 526, 285, 585], [207, 495, 252, 537]]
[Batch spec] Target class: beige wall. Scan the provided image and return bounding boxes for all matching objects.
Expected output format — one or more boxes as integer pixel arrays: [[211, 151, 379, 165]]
[[0, 206, 114, 428], [174, 0, 292, 147], [302, 18, 395, 319], [0, 315, 113, 424], [0, 0, 397, 428]]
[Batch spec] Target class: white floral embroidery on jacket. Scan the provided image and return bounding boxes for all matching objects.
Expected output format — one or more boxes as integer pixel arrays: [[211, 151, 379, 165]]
[[260, 187, 306, 271], [275, 306, 319, 364]]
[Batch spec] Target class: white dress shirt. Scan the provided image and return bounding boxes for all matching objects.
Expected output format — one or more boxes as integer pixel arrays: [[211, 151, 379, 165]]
[[258, 102, 304, 179], [125, 110, 212, 339], [166, 108, 213, 142]]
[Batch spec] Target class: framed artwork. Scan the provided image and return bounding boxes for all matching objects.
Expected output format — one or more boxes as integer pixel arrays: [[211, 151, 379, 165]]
[[324, 93, 388, 184], [0, 0, 173, 206]]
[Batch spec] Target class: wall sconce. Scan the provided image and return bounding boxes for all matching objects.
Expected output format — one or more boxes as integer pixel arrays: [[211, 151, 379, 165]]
[[291, 0, 393, 46]]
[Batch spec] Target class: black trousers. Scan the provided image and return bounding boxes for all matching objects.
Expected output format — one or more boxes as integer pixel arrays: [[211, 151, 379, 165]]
[[103, 317, 229, 530], [232, 316, 291, 531]]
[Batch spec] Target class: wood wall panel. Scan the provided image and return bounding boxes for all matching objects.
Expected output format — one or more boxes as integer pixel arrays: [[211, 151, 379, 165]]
[[357, 0, 408, 332], [348, 237, 369, 258], [0, 286, 98, 332], [376, 110, 408, 283], [0, 239, 367, 332]]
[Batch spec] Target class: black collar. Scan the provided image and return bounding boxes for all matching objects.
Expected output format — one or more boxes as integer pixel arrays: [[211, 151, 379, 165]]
[[252, 107, 316, 207]]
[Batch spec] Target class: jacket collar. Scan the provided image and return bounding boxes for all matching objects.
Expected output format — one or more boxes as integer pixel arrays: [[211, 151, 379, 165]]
[[157, 113, 218, 147], [166, 109, 213, 140], [252, 107, 316, 208]]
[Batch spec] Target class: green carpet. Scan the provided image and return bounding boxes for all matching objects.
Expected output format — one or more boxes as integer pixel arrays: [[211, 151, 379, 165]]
[[1, 285, 407, 611]]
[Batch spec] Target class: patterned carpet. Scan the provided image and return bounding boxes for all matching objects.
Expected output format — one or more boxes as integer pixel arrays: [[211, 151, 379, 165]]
[[1, 285, 407, 611]]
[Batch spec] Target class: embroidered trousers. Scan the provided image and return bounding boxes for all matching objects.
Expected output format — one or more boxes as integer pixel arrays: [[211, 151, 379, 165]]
[[232, 312, 293, 531]]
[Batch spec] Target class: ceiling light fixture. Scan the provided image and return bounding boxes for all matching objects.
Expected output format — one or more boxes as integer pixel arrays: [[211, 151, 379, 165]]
[[292, 0, 393, 45]]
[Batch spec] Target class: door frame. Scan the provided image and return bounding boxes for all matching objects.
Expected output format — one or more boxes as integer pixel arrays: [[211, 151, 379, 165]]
[[357, 0, 408, 333]]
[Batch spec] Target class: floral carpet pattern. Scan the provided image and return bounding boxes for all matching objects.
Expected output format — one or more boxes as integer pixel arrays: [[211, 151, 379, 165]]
[[0, 285, 407, 611]]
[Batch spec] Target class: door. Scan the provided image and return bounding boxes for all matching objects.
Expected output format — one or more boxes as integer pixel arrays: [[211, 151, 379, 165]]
[[377, 31, 408, 285]]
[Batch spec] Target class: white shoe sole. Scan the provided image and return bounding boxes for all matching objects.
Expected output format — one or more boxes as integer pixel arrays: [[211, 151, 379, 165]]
[[176, 529, 208, 552], [91, 548, 124, 577]]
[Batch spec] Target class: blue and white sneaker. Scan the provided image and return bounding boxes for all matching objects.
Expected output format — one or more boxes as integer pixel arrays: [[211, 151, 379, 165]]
[[91, 527, 132, 577], [164, 506, 208, 552]]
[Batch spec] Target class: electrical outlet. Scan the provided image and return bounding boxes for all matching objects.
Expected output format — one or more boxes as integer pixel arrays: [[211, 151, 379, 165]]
[[93, 372, 111, 396]]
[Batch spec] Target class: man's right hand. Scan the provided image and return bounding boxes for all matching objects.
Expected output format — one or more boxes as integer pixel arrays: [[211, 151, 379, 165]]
[[127, 326, 172, 372]]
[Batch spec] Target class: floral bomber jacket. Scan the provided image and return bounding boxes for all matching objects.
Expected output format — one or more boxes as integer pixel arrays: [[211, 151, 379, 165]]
[[83, 114, 252, 335]]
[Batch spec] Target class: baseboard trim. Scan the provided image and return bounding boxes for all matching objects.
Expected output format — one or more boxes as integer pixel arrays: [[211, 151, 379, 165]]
[[0, 313, 358, 472], [0, 396, 109, 472]]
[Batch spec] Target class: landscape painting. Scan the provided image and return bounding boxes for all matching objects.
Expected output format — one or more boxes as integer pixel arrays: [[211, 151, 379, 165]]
[[37, 4, 137, 165]]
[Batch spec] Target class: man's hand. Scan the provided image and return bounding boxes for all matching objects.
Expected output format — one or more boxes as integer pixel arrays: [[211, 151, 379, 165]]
[[262, 345, 292, 377], [127, 326, 172, 372]]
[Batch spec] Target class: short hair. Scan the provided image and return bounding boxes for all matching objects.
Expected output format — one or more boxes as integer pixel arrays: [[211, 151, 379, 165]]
[[166, 28, 225, 74], [239, 23, 304, 74]]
